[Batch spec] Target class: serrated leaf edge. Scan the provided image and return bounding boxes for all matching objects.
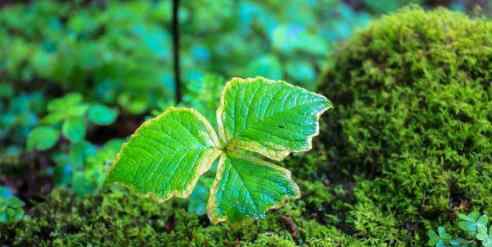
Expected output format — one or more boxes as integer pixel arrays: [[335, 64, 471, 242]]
[[106, 107, 222, 202], [207, 153, 301, 224], [216, 76, 332, 161]]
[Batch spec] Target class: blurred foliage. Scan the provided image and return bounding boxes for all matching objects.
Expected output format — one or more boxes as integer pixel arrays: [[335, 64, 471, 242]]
[[428, 212, 492, 247], [0, 83, 44, 157], [27, 92, 118, 149], [0, 0, 374, 113], [0, 1, 173, 114], [20, 92, 121, 197], [0, 186, 24, 224], [181, 74, 225, 126]]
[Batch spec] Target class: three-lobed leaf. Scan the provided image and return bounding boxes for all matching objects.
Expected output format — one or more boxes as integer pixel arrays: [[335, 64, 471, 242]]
[[106, 77, 331, 223]]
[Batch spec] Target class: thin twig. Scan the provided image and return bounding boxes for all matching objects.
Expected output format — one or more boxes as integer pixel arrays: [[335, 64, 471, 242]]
[[280, 215, 299, 240], [172, 0, 182, 104]]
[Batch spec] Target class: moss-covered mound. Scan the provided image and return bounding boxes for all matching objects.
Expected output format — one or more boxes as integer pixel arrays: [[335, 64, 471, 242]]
[[320, 6, 492, 243]]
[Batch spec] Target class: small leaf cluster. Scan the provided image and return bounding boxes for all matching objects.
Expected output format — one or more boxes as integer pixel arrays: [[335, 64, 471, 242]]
[[0, 186, 24, 224], [0, 84, 44, 157], [428, 212, 492, 247], [27, 93, 118, 151], [459, 213, 492, 247], [23, 93, 120, 196]]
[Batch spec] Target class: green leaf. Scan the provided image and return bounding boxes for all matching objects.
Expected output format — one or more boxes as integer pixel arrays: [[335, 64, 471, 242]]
[[428, 230, 439, 245], [69, 141, 97, 168], [88, 104, 118, 126], [41, 111, 66, 125], [437, 226, 451, 241], [42, 93, 89, 125], [208, 153, 300, 224], [66, 104, 89, 118], [477, 226, 492, 247], [217, 77, 331, 161], [27, 126, 60, 151], [47, 93, 83, 112], [62, 117, 86, 143], [0, 83, 14, 98], [458, 212, 488, 235], [0, 196, 25, 223], [106, 107, 221, 200]]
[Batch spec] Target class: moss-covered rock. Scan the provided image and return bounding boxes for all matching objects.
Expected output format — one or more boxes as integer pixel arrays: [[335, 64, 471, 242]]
[[320, 6, 492, 244]]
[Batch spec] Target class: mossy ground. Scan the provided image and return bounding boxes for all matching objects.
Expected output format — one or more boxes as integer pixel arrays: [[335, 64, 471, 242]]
[[0, 152, 370, 247], [2, 7, 492, 247]]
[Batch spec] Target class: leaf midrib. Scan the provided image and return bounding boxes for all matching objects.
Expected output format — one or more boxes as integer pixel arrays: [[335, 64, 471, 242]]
[[226, 157, 261, 215]]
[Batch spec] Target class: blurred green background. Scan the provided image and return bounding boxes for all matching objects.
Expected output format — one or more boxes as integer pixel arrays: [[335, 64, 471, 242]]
[[0, 0, 489, 228]]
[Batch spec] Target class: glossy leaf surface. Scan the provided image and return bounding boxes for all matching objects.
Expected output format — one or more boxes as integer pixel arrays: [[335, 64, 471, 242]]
[[217, 77, 331, 161], [106, 108, 221, 200], [208, 153, 300, 223]]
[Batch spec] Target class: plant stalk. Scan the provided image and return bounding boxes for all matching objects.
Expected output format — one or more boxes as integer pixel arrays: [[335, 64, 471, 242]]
[[172, 0, 182, 104]]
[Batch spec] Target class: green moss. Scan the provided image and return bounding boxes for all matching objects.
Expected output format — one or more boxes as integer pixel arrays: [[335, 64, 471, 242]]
[[320, 6, 492, 245], [0, 151, 381, 246], [0, 184, 370, 246]]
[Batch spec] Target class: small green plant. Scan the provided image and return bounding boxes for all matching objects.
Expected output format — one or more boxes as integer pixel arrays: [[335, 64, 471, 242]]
[[428, 226, 464, 247], [26, 93, 118, 151], [0, 186, 24, 224], [107, 77, 331, 223], [23, 93, 120, 196], [428, 212, 492, 247], [0, 85, 44, 157]]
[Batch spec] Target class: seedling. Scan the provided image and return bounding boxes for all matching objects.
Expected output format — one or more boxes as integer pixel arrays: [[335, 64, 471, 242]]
[[106, 77, 331, 223], [0, 186, 24, 224], [428, 212, 492, 247], [27, 93, 118, 150]]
